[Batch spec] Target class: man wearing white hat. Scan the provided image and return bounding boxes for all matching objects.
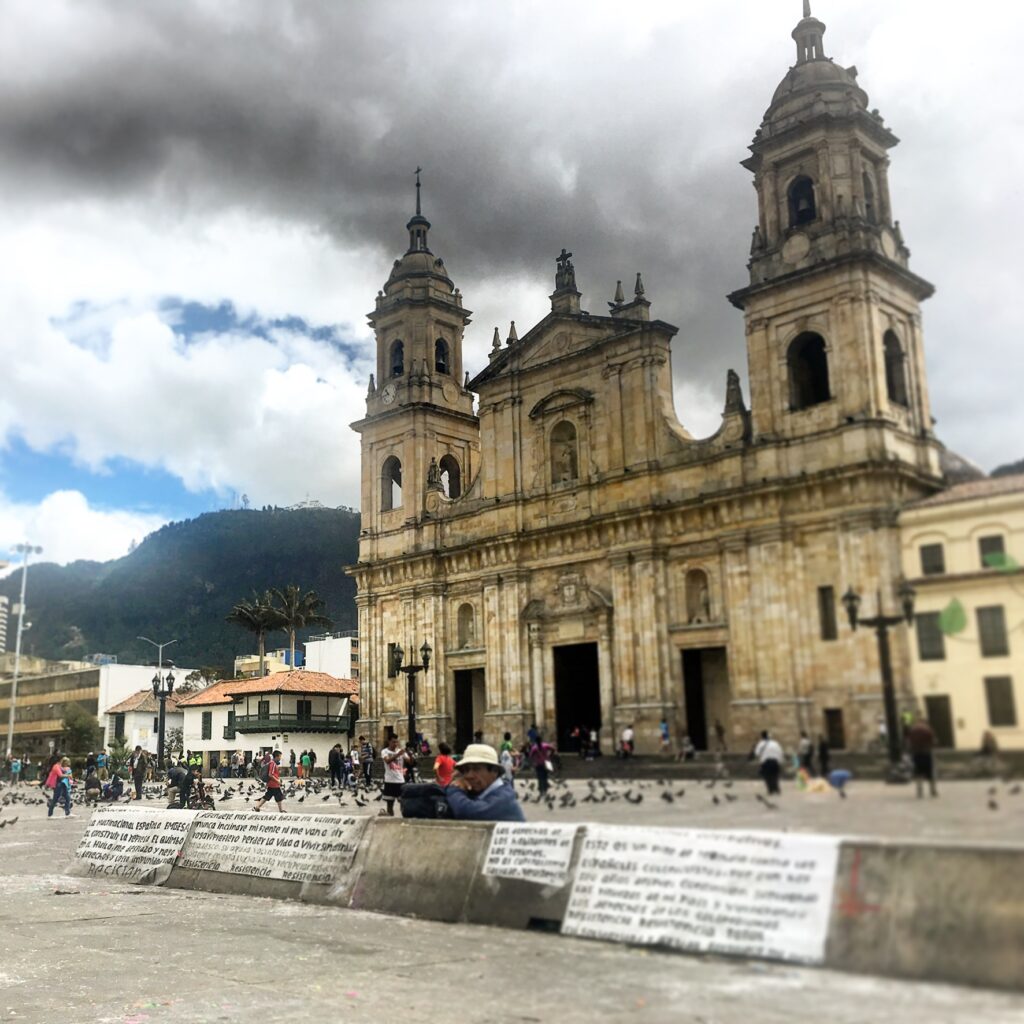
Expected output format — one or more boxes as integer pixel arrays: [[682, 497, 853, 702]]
[[445, 744, 526, 822]]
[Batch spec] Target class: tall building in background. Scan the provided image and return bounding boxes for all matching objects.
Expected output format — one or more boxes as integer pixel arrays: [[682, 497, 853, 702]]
[[0, 595, 8, 654], [349, 4, 949, 754]]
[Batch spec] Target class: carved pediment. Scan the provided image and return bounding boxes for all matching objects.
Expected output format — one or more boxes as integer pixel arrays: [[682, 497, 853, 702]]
[[519, 328, 579, 370], [529, 388, 594, 420], [522, 571, 612, 621]]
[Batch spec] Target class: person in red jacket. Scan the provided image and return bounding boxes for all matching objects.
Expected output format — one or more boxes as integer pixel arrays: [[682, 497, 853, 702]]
[[253, 750, 286, 813]]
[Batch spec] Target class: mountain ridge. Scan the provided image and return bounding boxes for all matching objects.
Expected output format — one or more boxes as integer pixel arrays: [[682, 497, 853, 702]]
[[0, 507, 361, 673]]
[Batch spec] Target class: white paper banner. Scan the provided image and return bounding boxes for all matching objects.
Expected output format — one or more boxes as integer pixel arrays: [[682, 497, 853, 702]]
[[178, 812, 368, 884], [482, 823, 579, 887], [562, 826, 841, 964], [75, 806, 196, 884]]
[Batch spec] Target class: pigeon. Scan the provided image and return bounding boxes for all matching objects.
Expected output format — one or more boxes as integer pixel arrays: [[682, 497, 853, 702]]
[[322, 794, 333, 802], [660, 791, 674, 804], [624, 791, 643, 805], [675, 789, 686, 798], [712, 795, 720, 805], [988, 799, 999, 812], [1009, 784, 1022, 796], [725, 793, 738, 803]]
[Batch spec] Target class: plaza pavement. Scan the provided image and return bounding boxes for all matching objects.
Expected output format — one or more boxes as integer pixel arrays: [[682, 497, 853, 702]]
[[2, 778, 1022, 1024]]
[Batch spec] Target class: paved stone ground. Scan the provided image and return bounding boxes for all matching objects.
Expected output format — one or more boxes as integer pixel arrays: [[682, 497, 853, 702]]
[[20, 773, 1017, 840], [2, 779, 1023, 1023]]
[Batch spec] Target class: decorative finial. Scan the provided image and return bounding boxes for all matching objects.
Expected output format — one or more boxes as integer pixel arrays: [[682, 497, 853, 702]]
[[415, 166, 422, 216], [613, 280, 625, 304], [491, 327, 501, 352], [507, 320, 518, 345], [803, 0, 811, 18], [367, 373, 376, 397], [634, 272, 645, 298]]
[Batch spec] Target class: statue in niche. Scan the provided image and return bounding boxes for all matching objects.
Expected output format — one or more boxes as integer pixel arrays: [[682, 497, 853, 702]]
[[558, 443, 578, 483], [686, 570, 711, 624], [426, 457, 442, 491]]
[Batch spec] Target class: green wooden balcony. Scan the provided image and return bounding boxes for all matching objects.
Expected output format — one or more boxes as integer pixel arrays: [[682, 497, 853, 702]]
[[233, 713, 349, 734]]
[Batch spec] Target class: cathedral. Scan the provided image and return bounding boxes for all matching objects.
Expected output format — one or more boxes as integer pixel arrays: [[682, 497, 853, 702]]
[[349, 4, 944, 755]]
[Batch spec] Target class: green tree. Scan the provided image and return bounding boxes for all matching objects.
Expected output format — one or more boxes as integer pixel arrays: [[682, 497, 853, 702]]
[[226, 591, 284, 678], [271, 584, 333, 670], [62, 702, 101, 753]]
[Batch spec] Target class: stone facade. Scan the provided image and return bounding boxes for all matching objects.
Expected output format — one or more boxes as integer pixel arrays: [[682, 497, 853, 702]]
[[349, 8, 946, 755]]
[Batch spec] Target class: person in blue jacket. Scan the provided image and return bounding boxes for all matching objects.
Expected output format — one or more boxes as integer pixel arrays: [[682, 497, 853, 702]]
[[445, 744, 526, 822]]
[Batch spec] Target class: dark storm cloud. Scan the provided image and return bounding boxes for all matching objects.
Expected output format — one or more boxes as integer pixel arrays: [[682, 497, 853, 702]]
[[0, 1, 776, 411], [7, 0, 1014, 465]]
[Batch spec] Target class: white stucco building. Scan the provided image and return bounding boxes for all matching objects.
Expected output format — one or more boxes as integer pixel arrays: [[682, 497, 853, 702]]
[[304, 632, 359, 682], [177, 670, 359, 773], [103, 689, 185, 752]]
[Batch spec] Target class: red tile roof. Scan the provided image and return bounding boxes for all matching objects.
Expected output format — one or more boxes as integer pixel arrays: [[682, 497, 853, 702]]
[[223, 671, 359, 698], [104, 689, 186, 714], [906, 473, 1024, 511], [175, 679, 244, 707], [176, 672, 359, 707]]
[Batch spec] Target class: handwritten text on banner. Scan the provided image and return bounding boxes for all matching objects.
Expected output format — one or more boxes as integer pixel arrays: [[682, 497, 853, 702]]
[[561, 826, 840, 964]]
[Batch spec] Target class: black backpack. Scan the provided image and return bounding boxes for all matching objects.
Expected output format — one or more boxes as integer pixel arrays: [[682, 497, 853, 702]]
[[399, 783, 451, 819]]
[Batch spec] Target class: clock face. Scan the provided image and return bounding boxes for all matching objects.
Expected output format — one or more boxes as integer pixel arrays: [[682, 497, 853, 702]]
[[381, 383, 397, 405], [442, 381, 458, 405]]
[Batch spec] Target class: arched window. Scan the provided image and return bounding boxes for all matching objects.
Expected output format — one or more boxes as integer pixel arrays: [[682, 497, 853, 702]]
[[457, 603, 476, 648], [550, 420, 579, 485], [787, 332, 831, 410], [862, 171, 877, 225], [788, 176, 817, 227], [439, 454, 461, 498], [381, 456, 402, 511], [685, 569, 711, 624], [390, 340, 404, 377], [883, 330, 909, 407], [434, 338, 450, 375]]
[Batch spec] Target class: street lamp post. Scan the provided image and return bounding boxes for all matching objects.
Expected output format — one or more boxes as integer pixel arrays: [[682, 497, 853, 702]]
[[138, 636, 177, 770], [842, 580, 916, 770], [392, 640, 432, 747], [5, 543, 43, 759]]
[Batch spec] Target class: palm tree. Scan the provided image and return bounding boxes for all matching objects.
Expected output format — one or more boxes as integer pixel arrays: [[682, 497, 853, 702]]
[[226, 591, 284, 679], [271, 585, 333, 670]]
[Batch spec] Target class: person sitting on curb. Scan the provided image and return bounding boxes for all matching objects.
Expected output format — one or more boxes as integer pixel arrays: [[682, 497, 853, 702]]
[[445, 744, 526, 822]]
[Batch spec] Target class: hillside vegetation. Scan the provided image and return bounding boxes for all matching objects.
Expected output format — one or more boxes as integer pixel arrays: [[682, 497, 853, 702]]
[[0, 507, 360, 673]]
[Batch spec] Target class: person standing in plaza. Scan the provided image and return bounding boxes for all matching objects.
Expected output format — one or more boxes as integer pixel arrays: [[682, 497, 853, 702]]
[[817, 734, 831, 778], [96, 748, 108, 781], [253, 750, 286, 813], [797, 731, 814, 775], [47, 757, 74, 818], [328, 743, 343, 788], [308, 748, 318, 779], [381, 735, 410, 816], [10, 755, 21, 786], [360, 735, 375, 785], [349, 744, 361, 785], [288, 749, 296, 777], [659, 718, 672, 754], [300, 749, 311, 780], [754, 730, 783, 796], [528, 735, 554, 795], [129, 746, 148, 800], [620, 723, 635, 758], [908, 716, 939, 798], [433, 742, 456, 788]]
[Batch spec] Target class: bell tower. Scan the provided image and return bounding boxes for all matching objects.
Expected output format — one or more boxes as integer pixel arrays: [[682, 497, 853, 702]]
[[351, 171, 480, 552], [729, 3, 940, 479]]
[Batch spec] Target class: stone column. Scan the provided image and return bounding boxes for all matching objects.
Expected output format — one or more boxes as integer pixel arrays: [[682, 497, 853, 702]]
[[528, 622, 545, 734], [596, 615, 614, 749]]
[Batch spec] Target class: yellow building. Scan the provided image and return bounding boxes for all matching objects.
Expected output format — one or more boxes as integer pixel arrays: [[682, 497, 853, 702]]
[[901, 475, 1024, 751], [349, 5, 948, 755]]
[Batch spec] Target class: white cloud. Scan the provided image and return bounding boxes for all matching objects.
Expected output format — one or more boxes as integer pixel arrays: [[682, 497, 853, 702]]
[[0, 490, 167, 572]]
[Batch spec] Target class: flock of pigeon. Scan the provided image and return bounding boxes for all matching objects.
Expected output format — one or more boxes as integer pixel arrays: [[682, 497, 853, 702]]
[[1, 770, 1021, 827], [517, 774, 783, 811]]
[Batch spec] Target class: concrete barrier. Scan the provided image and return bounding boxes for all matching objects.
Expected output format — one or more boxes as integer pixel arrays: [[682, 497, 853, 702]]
[[72, 808, 1024, 992], [825, 841, 1024, 991]]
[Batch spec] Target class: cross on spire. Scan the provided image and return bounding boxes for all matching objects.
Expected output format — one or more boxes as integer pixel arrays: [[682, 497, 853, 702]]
[[415, 166, 422, 216]]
